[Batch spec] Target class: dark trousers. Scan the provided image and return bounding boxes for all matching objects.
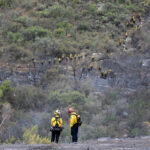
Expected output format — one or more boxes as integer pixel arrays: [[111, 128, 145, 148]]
[[71, 124, 78, 142], [51, 131, 60, 143]]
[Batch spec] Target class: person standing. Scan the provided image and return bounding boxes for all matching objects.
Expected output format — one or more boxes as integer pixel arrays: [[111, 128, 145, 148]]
[[68, 108, 82, 143], [50, 110, 63, 143]]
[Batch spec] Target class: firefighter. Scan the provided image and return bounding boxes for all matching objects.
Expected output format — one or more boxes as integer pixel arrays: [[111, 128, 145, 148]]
[[68, 108, 82, 143], [91, 55, 95, 62], [50, 110, 63, 143]]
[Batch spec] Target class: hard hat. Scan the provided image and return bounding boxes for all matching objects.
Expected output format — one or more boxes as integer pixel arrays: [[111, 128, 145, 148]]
[[55, 109, 61, 115], [68, 108, 74, 113]]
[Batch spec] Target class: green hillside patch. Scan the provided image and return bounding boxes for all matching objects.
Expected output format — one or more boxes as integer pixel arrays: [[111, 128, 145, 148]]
[[22, 26, 50, 41]]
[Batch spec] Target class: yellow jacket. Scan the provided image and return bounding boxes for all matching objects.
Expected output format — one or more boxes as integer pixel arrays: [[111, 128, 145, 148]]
[[69, 112, 77, 128], [51, 115, 63, 127]]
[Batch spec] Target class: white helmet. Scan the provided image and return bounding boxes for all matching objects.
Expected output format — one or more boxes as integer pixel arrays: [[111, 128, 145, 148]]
[[55, 109, 60, 115]]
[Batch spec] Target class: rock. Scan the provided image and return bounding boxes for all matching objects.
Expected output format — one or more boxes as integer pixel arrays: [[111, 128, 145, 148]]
[[91, 53, 106, 61], [97, 137, 111, 142], [126, 37, 132, 43], [97, 3, 105, 12], [142, 59, 150, 67], [123, 111, 128, 117]]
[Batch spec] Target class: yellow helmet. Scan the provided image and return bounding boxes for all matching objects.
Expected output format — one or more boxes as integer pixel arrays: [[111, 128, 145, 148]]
[[54, 109, 61, 115]]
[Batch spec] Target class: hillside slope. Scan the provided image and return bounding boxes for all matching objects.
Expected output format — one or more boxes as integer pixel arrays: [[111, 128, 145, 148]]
[[0, 0, 150, 145]]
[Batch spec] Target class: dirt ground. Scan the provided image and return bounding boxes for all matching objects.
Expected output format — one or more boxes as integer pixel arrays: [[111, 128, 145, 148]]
[[0, 136, 150, 150]]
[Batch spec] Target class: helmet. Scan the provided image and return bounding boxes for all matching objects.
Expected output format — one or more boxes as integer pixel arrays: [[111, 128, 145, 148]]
[[68, 107, 74, 113], [55, 109, 60, 115]]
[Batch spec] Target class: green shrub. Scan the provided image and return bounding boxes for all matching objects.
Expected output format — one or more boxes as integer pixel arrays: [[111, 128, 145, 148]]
[[0, 80, 13, 99], [127, 90, 150, 136], [77, 22, 91, 32], [48, 91, 86, 109], [101, 16, 109, 23], [12, 86, 47, 109], [106, 12, 116, 21], [0, 0, 12, 7], [6, 44, 31, 61], [22, 125, 50, 144], [3, 22, 23, 34], [36, 4, 45, 11], [60, 91, 86, 106], [4, 136, 16, 144], [21, 0, 35, 10], [37, 9, 50, 18], [54, 28, 66, 37], [130, 128, 142, 137], [60, 0, 69, 5], [38, 5, 77, 19], [106, 123, 119, 137], [38, 0, 53, 6], [103, 113, 116, 126], [88, 4, 97, 15], [7, 32, 23, 43], [56, 21, 73, 31], [124, 4, 141, 11], [116, 0, 126, 3], [33, 37, 60, 57], [15, 16, 33, 27], [22, 26, 50, 41], [49, 5, 76, 18], [79, 124, 107, 141], [0, 35, 2, 46], [105, 2, 117, 11]]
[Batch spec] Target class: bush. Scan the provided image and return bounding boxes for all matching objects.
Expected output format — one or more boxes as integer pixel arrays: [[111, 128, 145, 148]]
[[38, 5, 77, 19], [0, 0, 12, 8], [11, 86, 47, 110], [103, 113, 116, 126], [20, 0, 35, 10], [22, 125, 50, 144], [49, 5, 76, 18], [38, 0, 53, 7], [0, 35, 2, 46], [7, 32, 23, 43], [88, 4, 97, 15], [4, 136, 16, 144], [22, 26, 50, 41], [6, 44, 31, 61], [33, 37, 60, 57], [56, 21, 73, 32], [101, 16, 108, 23], [79, 124, 107, 141], [15, 16, 33, 27], [60, 91, 86, 106], [127, 90, 150, 136], [41, 68, 60, 85], [54, 28, 66, 37], [3, 22, 23, 34], [0, 80, 13, 99], [48, 91, 86, 109], [77, 22, 91, 32], [130, 128, 144, 137], [124, 4, 141, 12]]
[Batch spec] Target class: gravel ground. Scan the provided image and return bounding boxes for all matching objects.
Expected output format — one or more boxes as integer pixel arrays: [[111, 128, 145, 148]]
[[1, 136, 150, 150]]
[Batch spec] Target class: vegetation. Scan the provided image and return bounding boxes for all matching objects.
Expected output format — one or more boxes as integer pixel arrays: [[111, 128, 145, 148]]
[[0, 79, 150, 143], [0, 0, 150, 144], [0, 0, 149, 61]]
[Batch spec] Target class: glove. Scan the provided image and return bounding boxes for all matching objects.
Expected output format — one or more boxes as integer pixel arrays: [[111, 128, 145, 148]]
[[50, 126, 53, 132]]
